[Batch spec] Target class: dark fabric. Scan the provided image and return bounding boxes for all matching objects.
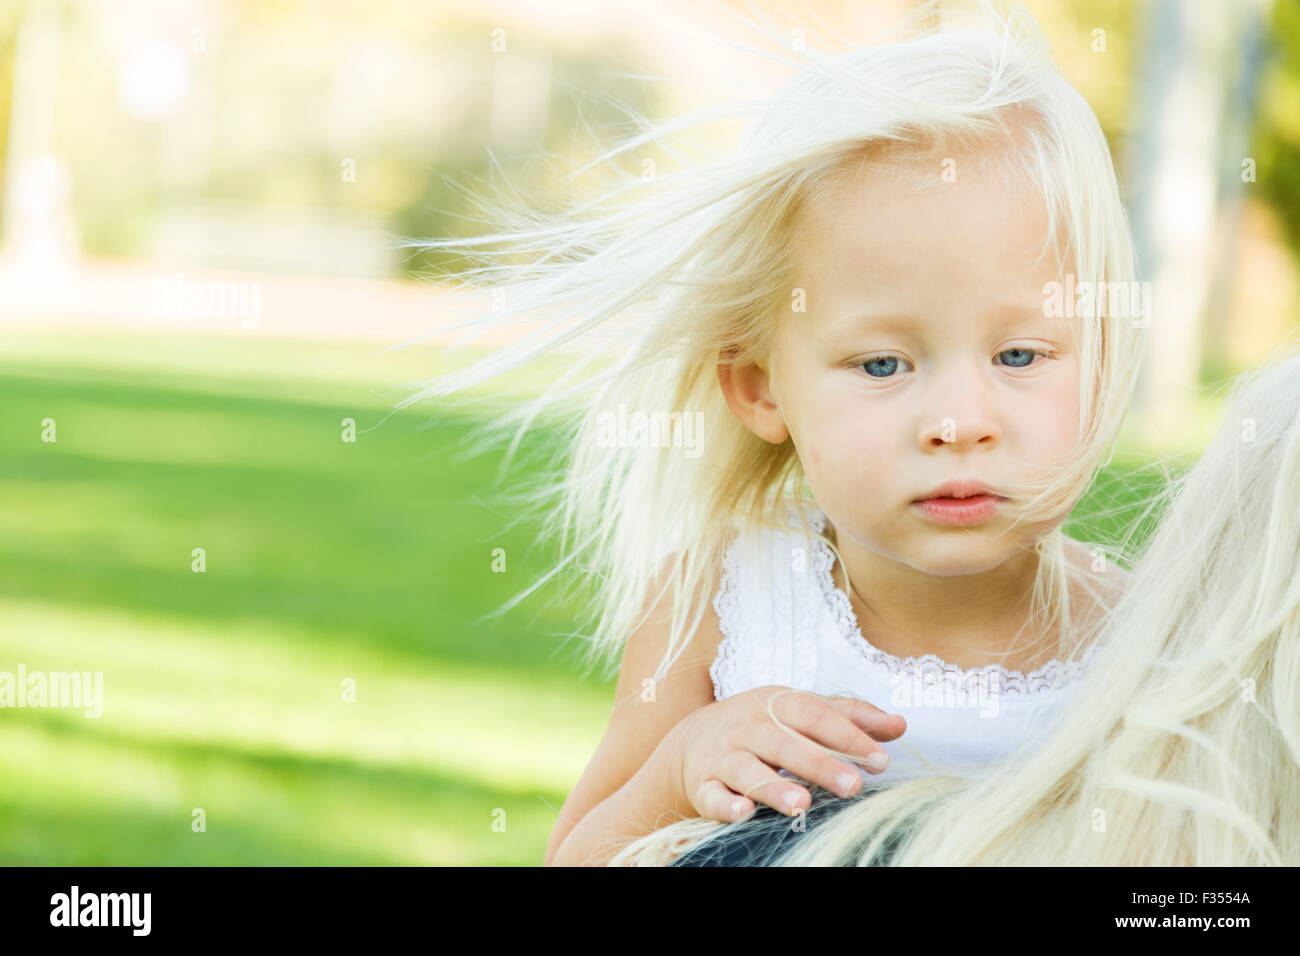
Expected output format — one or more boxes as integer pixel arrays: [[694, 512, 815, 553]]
[[668, 785, 904, 867]]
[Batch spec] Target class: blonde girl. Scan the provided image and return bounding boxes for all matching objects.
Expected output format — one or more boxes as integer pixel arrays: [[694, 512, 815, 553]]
[[400, 0, 1148, 866], [615, 343, 1300, 865]]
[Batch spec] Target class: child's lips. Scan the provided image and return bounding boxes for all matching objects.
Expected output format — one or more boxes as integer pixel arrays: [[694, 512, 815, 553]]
[[911, 494, 1006, 526]]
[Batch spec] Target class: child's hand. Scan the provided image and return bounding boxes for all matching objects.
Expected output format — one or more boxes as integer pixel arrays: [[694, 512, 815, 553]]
[[668, 685, 906, 823]]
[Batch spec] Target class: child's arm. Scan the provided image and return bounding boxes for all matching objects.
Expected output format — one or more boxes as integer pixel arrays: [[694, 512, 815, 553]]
[[543, 564, 723, 866], [549, 707, 703, 867], [551, 683, 901, 866]]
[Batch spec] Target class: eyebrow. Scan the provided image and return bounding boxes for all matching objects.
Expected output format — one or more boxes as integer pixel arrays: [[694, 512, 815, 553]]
[[822, 306, 1055, 337]]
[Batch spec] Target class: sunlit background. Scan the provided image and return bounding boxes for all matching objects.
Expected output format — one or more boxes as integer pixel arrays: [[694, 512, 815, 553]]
[[0, 0, 1297, 865]]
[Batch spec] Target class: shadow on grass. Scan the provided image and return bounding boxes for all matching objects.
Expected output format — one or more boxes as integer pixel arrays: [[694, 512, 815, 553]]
[[0, 369, 598, 678], [1, 711, 565, 865]]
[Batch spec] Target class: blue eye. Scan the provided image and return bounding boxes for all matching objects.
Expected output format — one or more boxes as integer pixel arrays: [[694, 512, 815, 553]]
[[997, 348, 1039, 368], [861, 356, 904, 377]]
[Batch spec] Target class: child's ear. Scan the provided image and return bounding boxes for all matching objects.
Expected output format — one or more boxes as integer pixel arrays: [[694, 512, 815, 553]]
[[717, 351, 790, 444]]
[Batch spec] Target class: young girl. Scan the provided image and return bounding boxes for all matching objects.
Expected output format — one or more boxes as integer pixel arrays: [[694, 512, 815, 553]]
[[617, 343, 1300, 866], [400, 2, 1147, 866]]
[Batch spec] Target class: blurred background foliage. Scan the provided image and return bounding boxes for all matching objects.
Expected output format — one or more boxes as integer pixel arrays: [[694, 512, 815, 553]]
[[1258, 0, 1300, 258]]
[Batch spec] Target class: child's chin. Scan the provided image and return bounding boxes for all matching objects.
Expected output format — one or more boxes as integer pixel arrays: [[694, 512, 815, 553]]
[[908, 543, 1015, 577]]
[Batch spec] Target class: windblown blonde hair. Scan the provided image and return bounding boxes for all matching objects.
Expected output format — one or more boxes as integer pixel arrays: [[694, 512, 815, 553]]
[[610, 343, 1300, 865], [402, 0, 1145, 688]]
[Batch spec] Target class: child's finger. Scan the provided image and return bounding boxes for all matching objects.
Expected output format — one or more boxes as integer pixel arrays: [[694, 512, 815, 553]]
[[767, 693, 894, 771], [694, 779, 756, 823], [720, 749, 812, 817], [825, 696, 907, 741], [753, 709, 887, 796]]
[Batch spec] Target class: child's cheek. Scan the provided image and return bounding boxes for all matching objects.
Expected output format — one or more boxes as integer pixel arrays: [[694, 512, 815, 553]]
[[811, 418, 883, 485], [1039, 370, 1084, 465]]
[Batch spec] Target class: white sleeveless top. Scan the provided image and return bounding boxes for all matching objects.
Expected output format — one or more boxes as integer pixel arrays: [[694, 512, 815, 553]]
[[708, 501, 1102, 788]]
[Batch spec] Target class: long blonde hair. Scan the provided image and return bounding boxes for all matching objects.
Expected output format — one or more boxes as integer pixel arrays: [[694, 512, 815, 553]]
[[401, 0, 1146, 688], [609, 343, 1300, 865]]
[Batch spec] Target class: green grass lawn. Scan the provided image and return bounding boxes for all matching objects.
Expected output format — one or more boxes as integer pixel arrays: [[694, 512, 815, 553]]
[[0, 327, 1200, 864], [0, 329, 610, 865]]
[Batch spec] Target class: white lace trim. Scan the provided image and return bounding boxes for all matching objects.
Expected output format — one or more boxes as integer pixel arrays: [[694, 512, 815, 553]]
[[709, 526, 752, 701], [709, 509, 818, 701], [806, 506, 1102, 697]]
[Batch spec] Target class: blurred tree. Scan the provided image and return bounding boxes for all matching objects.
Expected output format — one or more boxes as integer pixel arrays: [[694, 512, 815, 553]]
[[0, 1, 29, 244], [1202, 0, 1276, 387], [391, 30, 660, 281], [1255, 0, 1300, 259], [1124, 0, 1261, 437]]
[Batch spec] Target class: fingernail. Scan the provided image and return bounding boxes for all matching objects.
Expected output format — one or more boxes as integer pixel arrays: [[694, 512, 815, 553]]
[[730, 799, 748, 821], [836, 772, 858, 796], [782, 790, 801, 812], [864, 752, 889, 771]]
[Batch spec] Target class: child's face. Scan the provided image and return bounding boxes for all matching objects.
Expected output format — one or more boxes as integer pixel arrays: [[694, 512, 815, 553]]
[[732, 160, 1081, 576]]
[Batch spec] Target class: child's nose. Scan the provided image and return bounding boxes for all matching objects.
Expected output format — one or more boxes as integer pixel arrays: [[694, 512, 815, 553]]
[[915, 362, 1004, 449], [917, 407, 1001, 450]]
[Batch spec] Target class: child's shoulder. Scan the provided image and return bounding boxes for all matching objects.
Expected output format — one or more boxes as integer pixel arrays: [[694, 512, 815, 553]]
[[723, 500, 827, 552], [716, 502, 831, 594]]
